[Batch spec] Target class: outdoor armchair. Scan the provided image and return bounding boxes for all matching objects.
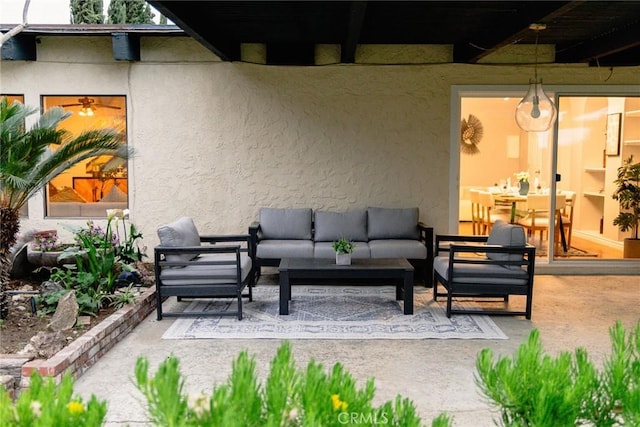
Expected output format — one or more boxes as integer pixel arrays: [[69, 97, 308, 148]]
[[154, 217, 255, 320], [433, 220, 536, 319]]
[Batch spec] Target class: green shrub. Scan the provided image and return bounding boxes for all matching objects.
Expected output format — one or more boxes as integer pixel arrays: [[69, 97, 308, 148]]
[[0, 372, 107, 426], [475, 320, 640, 426], [135, 341, 449, 426]]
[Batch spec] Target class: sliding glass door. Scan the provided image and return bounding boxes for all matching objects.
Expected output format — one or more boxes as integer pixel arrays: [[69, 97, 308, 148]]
[[554, 95, 639, 260], [457, 89, 639, 263]]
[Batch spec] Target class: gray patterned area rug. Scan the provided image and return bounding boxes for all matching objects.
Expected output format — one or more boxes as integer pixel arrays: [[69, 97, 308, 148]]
[[162, 285, 507, 340]]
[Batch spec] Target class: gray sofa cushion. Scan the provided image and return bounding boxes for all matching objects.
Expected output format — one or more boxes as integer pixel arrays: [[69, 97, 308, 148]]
[[313, 241, 370, 259], [260, 208, 312, 240], [367, 207, 419, 240], [486, 220, 526, 268], [368, 239, 427, 259], [256, 239, 315, 259], [157, 217, 201, 262], [314, 210, 367, 242]]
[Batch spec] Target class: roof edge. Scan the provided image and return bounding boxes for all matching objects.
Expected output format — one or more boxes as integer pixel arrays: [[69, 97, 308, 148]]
[[0, 24, 185, 36]]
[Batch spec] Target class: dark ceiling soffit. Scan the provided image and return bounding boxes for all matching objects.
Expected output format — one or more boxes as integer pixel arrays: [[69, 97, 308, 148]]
[[558, 21, 640, 66], [149, 1, 240, 61], [341, 1, 367, 63], [454, 1, 580, 64]]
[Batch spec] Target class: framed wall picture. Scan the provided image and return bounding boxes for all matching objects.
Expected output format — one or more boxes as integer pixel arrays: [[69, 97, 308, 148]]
[[606, 113, 622, 156]]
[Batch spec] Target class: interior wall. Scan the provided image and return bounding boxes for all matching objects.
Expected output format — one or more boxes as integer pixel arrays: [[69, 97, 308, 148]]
[[2, 36, 640, 248], [460, 98, 530, 189]]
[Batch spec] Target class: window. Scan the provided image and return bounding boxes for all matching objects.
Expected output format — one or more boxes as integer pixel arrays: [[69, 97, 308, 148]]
[[41, 95, 127, 218]]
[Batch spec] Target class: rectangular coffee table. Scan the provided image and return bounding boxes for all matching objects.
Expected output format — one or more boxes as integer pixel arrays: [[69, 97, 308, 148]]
[[278, 258, 414, 315]]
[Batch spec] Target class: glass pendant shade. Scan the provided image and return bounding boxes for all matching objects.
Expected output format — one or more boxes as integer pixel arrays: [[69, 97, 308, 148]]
[[515, 78, 557, 132]]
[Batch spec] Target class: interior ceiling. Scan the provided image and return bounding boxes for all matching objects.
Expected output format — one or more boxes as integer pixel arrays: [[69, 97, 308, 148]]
[[149, 1, 640, 66]]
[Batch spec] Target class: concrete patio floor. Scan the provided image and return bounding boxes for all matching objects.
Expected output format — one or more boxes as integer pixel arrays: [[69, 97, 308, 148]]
[[73, 274, 639, 426]]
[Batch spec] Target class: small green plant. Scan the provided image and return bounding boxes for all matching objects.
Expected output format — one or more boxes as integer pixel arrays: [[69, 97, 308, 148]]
[[109, 285, 137, 309], [135, 341, 448, 426], [475, 320, 640, 426], [0, 371, 107, 426], [37, 212, 149, 316], [331, 237, 355, 254]]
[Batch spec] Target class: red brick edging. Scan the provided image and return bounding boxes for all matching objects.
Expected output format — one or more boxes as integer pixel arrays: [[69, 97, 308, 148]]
[[0, 285, 156, 396]]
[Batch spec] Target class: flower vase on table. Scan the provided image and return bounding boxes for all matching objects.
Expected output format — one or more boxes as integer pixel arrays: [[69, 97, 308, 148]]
[[519, 180, 530, 195]]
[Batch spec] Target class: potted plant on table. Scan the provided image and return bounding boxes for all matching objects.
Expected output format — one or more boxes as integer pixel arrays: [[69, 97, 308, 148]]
[[332, 237, 355, 265], [612, 155, 640, 258]]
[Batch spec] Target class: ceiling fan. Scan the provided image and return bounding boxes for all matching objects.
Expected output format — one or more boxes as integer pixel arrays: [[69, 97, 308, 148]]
[[60, 96, 121, 117]]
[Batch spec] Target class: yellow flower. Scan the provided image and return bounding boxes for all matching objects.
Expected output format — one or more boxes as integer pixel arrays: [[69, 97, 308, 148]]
[[67, 401, 85, 415], [331, 394, 348, 412]]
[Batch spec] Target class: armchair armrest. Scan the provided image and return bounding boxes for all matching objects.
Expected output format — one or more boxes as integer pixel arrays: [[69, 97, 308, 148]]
[[445, 244, 536, 269], [435, 234, 488, 255], [248, 222, 261, 258], [200, 234, 250, 244]]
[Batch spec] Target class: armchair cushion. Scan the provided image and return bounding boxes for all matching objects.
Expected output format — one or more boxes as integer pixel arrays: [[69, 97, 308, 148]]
[[157, 217, 201, 263], [367, 207, 419, 240], [486, 220, 526, 269], [433, 256, 529, 285], [159, 253, 253, 285], [259, 208, 312, 240], [314, 209, 367, 242]]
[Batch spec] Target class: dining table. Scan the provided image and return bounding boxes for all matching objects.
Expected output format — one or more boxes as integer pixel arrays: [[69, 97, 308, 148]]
[[492, 193, 527, 223], [492, 192, 568, 252]]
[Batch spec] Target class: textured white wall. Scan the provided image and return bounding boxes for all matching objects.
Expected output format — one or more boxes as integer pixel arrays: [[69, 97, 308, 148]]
[[2, 36, 639, 248]]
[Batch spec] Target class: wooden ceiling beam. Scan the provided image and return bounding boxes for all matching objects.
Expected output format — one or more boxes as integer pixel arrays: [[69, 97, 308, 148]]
[[454, 1, 581, 64], [341, 1, 367, 63], [557, 21, 640, 65], [149, 1, 239, 61]]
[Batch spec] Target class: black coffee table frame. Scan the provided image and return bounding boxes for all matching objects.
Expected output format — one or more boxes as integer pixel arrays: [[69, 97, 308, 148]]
[[278, 258, 414, 315]]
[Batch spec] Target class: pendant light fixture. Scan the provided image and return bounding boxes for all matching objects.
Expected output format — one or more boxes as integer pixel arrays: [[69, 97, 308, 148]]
[[515, 23, 557, 132]]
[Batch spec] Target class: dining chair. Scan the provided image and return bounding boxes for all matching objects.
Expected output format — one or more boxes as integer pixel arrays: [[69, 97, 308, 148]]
[[560, 191, 575, 248], [478, 191, 511, 234], [517, 194, 566, 246], [470, 189, 482, 235]]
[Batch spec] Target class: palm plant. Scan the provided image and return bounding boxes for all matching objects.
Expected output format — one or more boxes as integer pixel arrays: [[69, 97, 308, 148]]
[[0, 97, 129, 319]]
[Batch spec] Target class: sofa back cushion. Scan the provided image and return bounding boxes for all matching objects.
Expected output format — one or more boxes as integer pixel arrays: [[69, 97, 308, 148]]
[[367, 207, 419, 240], [259, 208, 312, 240], [157, 217, 201, 262], [314, 210, 368, 242], [486, 220, 526, 268]]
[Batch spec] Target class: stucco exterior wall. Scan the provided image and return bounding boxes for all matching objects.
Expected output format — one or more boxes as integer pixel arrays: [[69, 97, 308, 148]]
[[2, 36, 639, 248]]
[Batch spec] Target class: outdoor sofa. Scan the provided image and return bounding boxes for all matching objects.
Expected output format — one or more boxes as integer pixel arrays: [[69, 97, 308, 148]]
[[248, 207, 434, 284]]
